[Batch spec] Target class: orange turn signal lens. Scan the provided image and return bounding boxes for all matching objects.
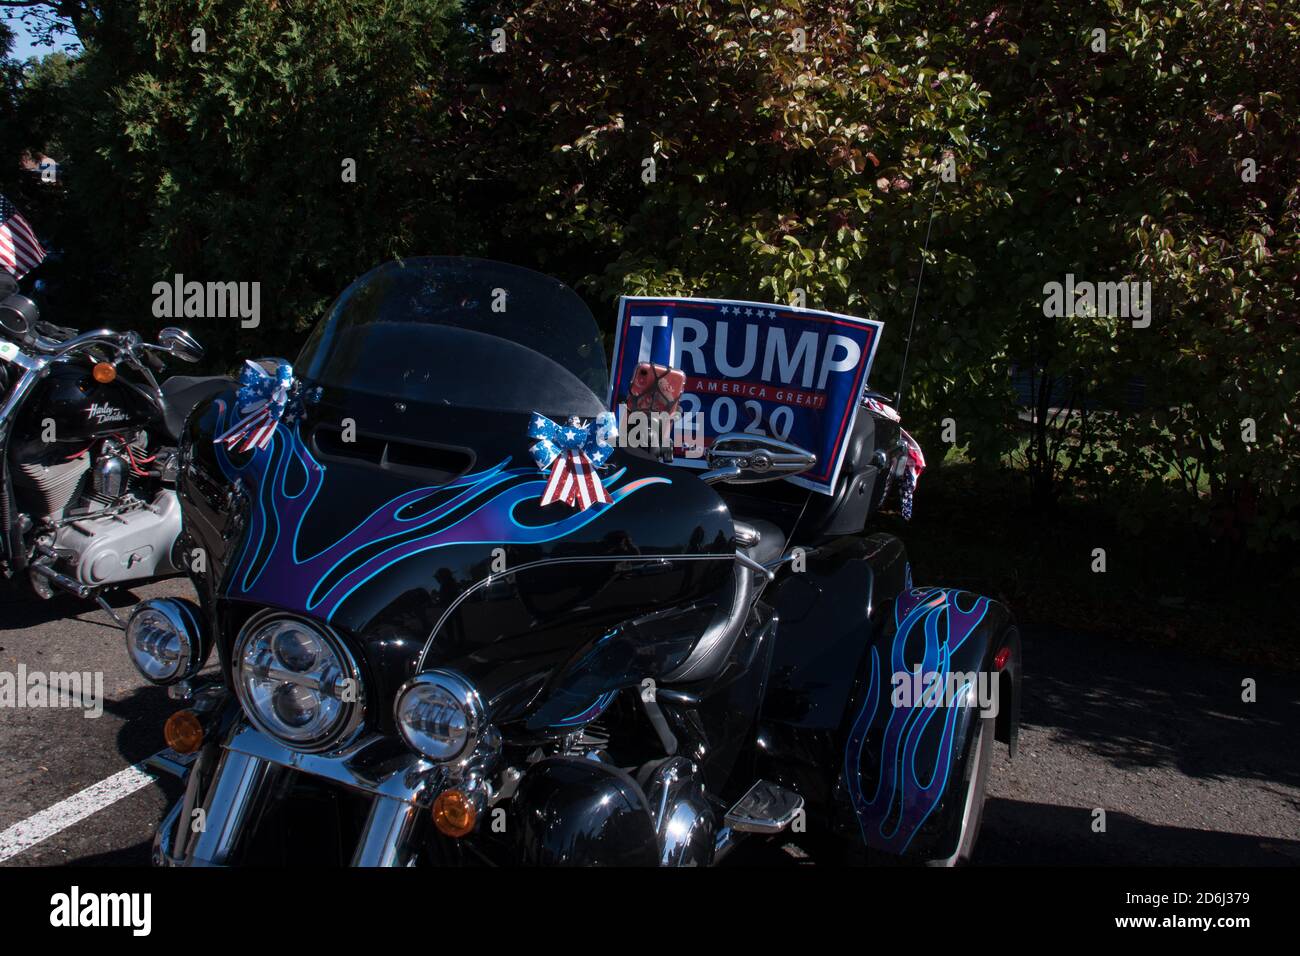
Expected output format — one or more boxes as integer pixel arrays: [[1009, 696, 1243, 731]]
[[92, 362, 117, 384], [164, 710, 204, 754], [432, 789, 477, 838]]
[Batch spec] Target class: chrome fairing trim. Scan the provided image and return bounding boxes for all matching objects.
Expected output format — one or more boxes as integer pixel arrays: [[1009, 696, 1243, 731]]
[[224, 722, 446, 807]]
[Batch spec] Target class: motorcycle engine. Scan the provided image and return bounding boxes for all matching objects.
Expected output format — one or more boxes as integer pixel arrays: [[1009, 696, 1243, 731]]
[[14, 435, 142, 520], [13, 451, 86, 520], [16, 433, 183, 589], [90, 437, 133, 502]]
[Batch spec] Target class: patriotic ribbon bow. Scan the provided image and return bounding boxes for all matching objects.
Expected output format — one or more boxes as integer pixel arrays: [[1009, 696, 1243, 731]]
[[887, 428, 927, 520], [528, 411, 617, 510], [861, 391, 925, 520], [215, 359, 298, 452]]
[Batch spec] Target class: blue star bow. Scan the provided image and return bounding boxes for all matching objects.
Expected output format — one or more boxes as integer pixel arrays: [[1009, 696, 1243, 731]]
[[216, 358, 299, 452], [236, 358, 295, 413], [527, 411, 617, 471]]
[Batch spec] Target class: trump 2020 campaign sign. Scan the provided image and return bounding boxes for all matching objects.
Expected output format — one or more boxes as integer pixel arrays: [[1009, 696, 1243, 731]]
[[608, 296, 884, 495]]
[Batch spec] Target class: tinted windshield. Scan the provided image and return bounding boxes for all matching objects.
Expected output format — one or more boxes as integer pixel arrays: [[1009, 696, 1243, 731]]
[[297, 258, 609, 414]]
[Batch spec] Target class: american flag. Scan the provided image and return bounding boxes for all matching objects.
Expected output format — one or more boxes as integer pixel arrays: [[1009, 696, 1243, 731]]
[[0, 194, 46, 278]]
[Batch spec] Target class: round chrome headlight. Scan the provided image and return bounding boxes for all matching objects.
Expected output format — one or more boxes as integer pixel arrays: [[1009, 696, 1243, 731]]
[[394, 671, 486, 763], [233, 613, 364, 751], [125, 598, 205, 685]]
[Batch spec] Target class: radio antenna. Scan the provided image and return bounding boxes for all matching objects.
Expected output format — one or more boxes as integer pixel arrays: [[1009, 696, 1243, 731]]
[[894, 174, 940, 411]]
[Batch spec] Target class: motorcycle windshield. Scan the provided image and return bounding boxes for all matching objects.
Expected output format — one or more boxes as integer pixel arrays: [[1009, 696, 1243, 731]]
[[297, 257, 610, 416]]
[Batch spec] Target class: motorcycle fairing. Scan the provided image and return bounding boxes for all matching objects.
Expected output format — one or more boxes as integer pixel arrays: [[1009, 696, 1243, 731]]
[[180, 387, 738, 725], [211, 398, 668, 623]]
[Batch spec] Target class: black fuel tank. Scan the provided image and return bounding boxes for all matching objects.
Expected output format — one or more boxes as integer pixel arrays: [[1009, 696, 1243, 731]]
[[17, 362, 158, 444]]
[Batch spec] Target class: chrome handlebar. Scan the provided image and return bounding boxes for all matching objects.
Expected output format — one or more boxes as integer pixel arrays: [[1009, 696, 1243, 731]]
[[32, 328, 128, 357]]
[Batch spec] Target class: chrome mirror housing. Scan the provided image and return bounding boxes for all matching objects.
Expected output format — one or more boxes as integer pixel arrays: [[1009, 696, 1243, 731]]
[[701, 432, 817, 484], [0, 293, 39, 335], [158, 326, 203, 363]]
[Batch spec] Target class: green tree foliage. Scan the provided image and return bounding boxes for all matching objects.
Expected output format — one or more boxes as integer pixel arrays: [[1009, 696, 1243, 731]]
[[15, 0, 460, 360], [6, 0, 1298, 549]]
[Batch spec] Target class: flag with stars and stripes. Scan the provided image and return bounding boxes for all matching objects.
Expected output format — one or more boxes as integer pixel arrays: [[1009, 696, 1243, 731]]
[[0, 195, 46, 279]]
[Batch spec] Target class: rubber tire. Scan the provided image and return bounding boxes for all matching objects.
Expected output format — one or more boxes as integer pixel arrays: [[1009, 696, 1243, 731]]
[[926, 712, 994, 867]]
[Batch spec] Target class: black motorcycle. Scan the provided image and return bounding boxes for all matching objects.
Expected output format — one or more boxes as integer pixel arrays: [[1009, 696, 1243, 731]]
[[131, 257, 1021, 866], [0, 276, 228, 619]]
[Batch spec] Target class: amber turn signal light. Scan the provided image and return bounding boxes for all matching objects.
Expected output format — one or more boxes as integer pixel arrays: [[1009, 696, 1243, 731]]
[[164, 710, 204, 754], [92, 362, 117, 384], [432, 789, 477, 838]]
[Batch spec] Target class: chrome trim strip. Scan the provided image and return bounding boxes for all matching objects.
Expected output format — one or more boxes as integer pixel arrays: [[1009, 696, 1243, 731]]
[[224, 723, 445, 807], [152, 798, 183, 866], [415, 552, 735, 670], [177, 748, 285, 866], [351, 797, 424, 867]]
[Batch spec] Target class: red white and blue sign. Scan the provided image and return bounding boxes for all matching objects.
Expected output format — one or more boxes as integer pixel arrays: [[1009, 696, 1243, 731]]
[[608, 297, 884, 495]]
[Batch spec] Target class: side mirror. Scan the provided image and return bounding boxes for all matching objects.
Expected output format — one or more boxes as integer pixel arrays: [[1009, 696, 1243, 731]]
[[700, 433, 817, 485], [0, 293, 39, 337], [158, 327, 203, 363]]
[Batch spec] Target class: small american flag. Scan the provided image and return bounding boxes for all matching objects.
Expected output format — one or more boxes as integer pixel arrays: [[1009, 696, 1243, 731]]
[[0, 194, 46, 278]]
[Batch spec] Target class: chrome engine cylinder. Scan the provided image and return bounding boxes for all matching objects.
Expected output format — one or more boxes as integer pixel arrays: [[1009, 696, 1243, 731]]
[[91, 450, 129, 500]]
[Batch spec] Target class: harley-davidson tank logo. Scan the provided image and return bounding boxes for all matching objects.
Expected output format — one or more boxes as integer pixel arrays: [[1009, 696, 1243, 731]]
[[87, 402, 129, 424]]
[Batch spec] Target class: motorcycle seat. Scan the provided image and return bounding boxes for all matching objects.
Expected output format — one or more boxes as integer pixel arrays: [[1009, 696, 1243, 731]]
[[160, 375, 234, 442]]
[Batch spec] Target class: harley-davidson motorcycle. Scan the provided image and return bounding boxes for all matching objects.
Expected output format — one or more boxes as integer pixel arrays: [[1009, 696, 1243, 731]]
[[0, 273, 227, 618], [130, 256, 1021, 866]]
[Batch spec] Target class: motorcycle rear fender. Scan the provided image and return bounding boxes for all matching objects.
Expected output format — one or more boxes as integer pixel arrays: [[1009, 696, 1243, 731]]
[[758, 533, 1021, 859], [843, 580, 1019, 859]]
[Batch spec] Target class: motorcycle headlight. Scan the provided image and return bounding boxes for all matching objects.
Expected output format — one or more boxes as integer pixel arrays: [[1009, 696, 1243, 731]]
[[125, 598, 206, 685], [394, 671, 486, 763], [233, 613, 364, 752]]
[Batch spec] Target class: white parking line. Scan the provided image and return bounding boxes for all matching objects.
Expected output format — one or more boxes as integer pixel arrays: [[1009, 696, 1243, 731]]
[[0, 762, 159, 863]]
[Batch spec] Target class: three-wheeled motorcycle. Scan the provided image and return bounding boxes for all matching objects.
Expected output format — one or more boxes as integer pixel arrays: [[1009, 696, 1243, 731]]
[[128, 257, 1021, 866]]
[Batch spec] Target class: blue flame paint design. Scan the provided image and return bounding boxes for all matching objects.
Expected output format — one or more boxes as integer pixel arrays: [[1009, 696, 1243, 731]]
[[843, 568, 990, 855], [212, 400, 669, 622]]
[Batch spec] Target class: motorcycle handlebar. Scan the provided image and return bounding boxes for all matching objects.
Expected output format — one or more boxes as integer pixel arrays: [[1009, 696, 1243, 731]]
[[47, 328, 127, 356], [23, 327, 117, 356]]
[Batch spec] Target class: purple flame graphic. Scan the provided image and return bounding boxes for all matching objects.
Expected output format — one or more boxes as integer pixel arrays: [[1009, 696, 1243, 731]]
[[214, 400, 668, 621]]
